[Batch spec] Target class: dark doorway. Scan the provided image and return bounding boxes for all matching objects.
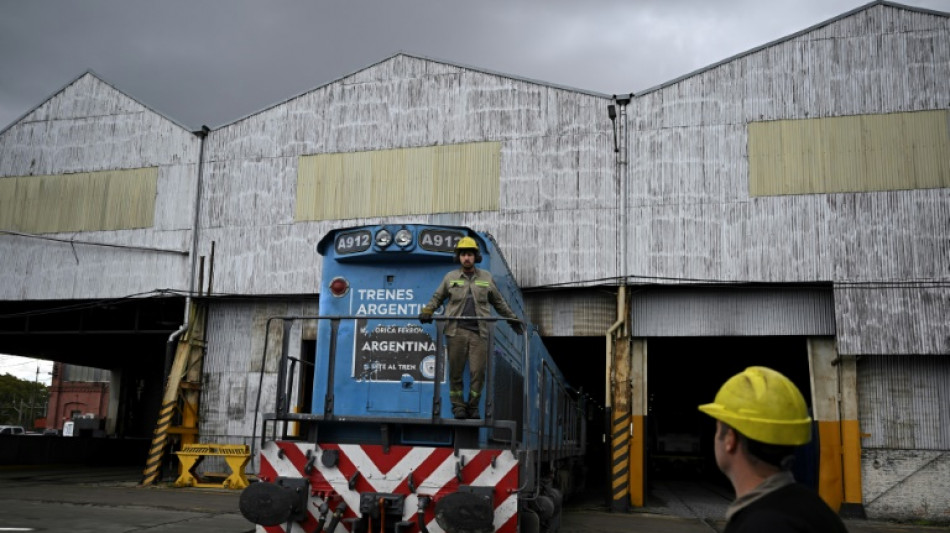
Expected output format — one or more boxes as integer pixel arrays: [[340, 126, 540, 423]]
[[543, 336, 608, 501], [646, 336, 812, 489]]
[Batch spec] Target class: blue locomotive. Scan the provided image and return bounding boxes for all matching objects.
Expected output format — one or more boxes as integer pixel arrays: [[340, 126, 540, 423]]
[[240, 224, 586, 533]]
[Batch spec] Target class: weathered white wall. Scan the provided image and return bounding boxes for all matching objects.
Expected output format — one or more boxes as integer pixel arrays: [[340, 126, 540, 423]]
[[0, 73, 199, 300], [859, 354, 950, 520], [626, 5, 950, 355], [201, 298, 317, 443], [862, 449, 950, 521], [199, 55, 615, 296]]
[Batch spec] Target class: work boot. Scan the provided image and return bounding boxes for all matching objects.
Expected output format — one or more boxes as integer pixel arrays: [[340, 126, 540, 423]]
[[452, 406, 468, 419], [467, 407, 480, 419]]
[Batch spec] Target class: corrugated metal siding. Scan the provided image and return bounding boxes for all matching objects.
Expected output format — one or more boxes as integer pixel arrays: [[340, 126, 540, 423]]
[[201, 299, 318, 440], [203, 54, 612, 295], [834, 285, 950, 355], [749, 111, 950, 196], [524, 289, 616, 336], [0, 168, 158, 233], [295, 142, 501, 221], [61, 364, 110, 382], [629, 287, 835, 336], [859, 354, 950, 449], [0, 73, 198, 300]]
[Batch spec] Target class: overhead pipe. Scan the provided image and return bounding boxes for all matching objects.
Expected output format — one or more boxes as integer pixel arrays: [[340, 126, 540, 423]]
[[604, 94, 631, 408], [144, 125, 210, 486], [164, 125, 211, 379], [607, 95, 632, 511]]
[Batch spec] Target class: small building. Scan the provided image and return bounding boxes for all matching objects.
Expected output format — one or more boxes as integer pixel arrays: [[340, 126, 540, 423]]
[[45, 363, 111, 434]]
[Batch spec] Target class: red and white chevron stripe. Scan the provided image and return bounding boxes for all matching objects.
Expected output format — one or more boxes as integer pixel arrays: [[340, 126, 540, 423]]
[[258, 441, 520, 533]]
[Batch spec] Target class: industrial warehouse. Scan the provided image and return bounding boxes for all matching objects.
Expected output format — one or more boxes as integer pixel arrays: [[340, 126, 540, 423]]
[[0, 0, 948, 525]]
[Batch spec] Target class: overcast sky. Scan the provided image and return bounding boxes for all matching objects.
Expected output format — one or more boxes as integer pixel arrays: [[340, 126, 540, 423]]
[[1, 354, 53, 385], [1, 0, 947, 132]]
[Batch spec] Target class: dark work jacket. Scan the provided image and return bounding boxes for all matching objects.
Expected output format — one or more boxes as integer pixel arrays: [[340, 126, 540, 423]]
[[725, 483, 849, 533]]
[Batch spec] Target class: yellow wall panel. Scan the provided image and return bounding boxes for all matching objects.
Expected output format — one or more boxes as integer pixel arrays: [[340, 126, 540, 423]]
[[749, 110, 950, 196], [295, 142, 501, 221], [0, 168, 157, 233]]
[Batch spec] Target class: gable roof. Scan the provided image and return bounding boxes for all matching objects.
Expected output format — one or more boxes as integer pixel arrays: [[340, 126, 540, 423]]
[[0, 69, 194, 137], [216, 51, 613, 129], [635, 0, 949, 97]]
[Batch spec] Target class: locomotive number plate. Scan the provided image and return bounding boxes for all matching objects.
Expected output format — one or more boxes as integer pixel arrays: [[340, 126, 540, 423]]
[[335, 230, 371, 254], [418, 230, 465, 253]]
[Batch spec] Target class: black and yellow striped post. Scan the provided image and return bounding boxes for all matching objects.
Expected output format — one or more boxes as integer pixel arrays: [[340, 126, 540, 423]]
[[142, 399, 177, 485], [609, 326, 632, 512], [611, 411, 632, 510], [142, 303, 206, 486]]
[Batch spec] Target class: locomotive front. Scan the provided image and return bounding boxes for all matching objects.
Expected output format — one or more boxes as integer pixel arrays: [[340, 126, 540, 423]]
[[240, 225, 566, 533]]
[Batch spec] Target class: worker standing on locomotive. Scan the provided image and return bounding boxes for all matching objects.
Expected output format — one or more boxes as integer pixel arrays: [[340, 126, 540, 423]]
[[419, 237, 523, 419], [699, 366, 848, 532]]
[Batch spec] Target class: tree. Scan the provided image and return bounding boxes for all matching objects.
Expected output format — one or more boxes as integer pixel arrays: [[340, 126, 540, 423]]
[[0, 373, 49, 427]]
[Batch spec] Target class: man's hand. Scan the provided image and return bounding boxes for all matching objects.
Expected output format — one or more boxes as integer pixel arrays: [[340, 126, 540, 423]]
[[508, 320, 524, 335], [419, 308, 434, 324]]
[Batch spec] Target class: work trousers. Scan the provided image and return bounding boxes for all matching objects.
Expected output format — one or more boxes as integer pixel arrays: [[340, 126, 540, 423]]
[[446, 328, 487, 410]]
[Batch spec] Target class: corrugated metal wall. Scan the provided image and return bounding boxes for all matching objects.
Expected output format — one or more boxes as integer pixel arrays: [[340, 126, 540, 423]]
[[625, 4, 949, 354], [748, 110, 950, 196], [524, 288, 616, 336], [201, 55, 614, 295], [629, 286, 835, 336], [835, 285, 950, 355], [201, 298, 317, 441], [296, 142, 500, 221], [858, 354, 950, 449], [0, 73, 198, 300]]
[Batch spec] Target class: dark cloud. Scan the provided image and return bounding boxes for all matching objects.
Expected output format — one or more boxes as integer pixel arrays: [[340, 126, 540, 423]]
[[1, 0, 947, 130]]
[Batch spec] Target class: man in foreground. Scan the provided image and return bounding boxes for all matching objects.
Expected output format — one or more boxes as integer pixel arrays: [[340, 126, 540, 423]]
[[699, 366, 848, 532]]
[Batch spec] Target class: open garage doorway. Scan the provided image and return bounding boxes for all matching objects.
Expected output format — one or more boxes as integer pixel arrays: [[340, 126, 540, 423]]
[[0, 297, 184, 441], [543, 336, 608, 503], [645, 336, 816, 501]]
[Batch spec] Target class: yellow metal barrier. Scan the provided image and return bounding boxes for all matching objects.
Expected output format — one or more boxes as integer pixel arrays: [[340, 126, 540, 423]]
[[174, 444, 250, 489]]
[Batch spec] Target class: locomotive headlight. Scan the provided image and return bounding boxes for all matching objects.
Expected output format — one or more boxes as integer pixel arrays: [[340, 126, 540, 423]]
[[328, 277, 349, 297], [394, 229, 413, 247], [375, 229, 392, 247]]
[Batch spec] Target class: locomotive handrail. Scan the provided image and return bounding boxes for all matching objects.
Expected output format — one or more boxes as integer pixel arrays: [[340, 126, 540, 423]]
[[251, 314, 531, 466]]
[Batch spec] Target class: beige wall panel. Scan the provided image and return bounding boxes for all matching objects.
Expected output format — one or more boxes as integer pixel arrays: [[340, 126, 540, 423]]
[[295, 143, 500, 221], [749, 111, 950, 196]]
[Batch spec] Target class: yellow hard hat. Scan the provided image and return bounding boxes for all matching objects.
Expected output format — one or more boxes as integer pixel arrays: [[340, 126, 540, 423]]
[[698, 366, 812, 446], [455, 237, 479, 253], [454, 236, 482, 263]]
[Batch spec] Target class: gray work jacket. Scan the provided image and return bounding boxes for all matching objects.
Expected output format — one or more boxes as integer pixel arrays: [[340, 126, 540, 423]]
[[423, 267, 518, 338]]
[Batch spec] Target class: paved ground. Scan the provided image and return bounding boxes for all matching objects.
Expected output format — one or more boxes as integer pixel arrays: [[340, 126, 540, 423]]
[[0, 466, 946, 532]]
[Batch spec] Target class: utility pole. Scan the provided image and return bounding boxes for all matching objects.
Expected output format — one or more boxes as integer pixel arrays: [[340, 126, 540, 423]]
[[28, 366, 39, 430]]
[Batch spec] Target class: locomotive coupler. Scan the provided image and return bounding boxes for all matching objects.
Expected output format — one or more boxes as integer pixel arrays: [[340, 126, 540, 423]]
[[238, 476, 309, 527], [351, 493, 405, 533]]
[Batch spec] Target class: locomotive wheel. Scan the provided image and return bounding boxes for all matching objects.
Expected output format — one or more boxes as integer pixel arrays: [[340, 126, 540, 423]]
[[520, 508, 540, 533]]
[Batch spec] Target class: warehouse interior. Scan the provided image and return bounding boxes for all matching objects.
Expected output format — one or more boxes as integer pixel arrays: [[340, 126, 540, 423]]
[[645, 336, 816, 495]]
